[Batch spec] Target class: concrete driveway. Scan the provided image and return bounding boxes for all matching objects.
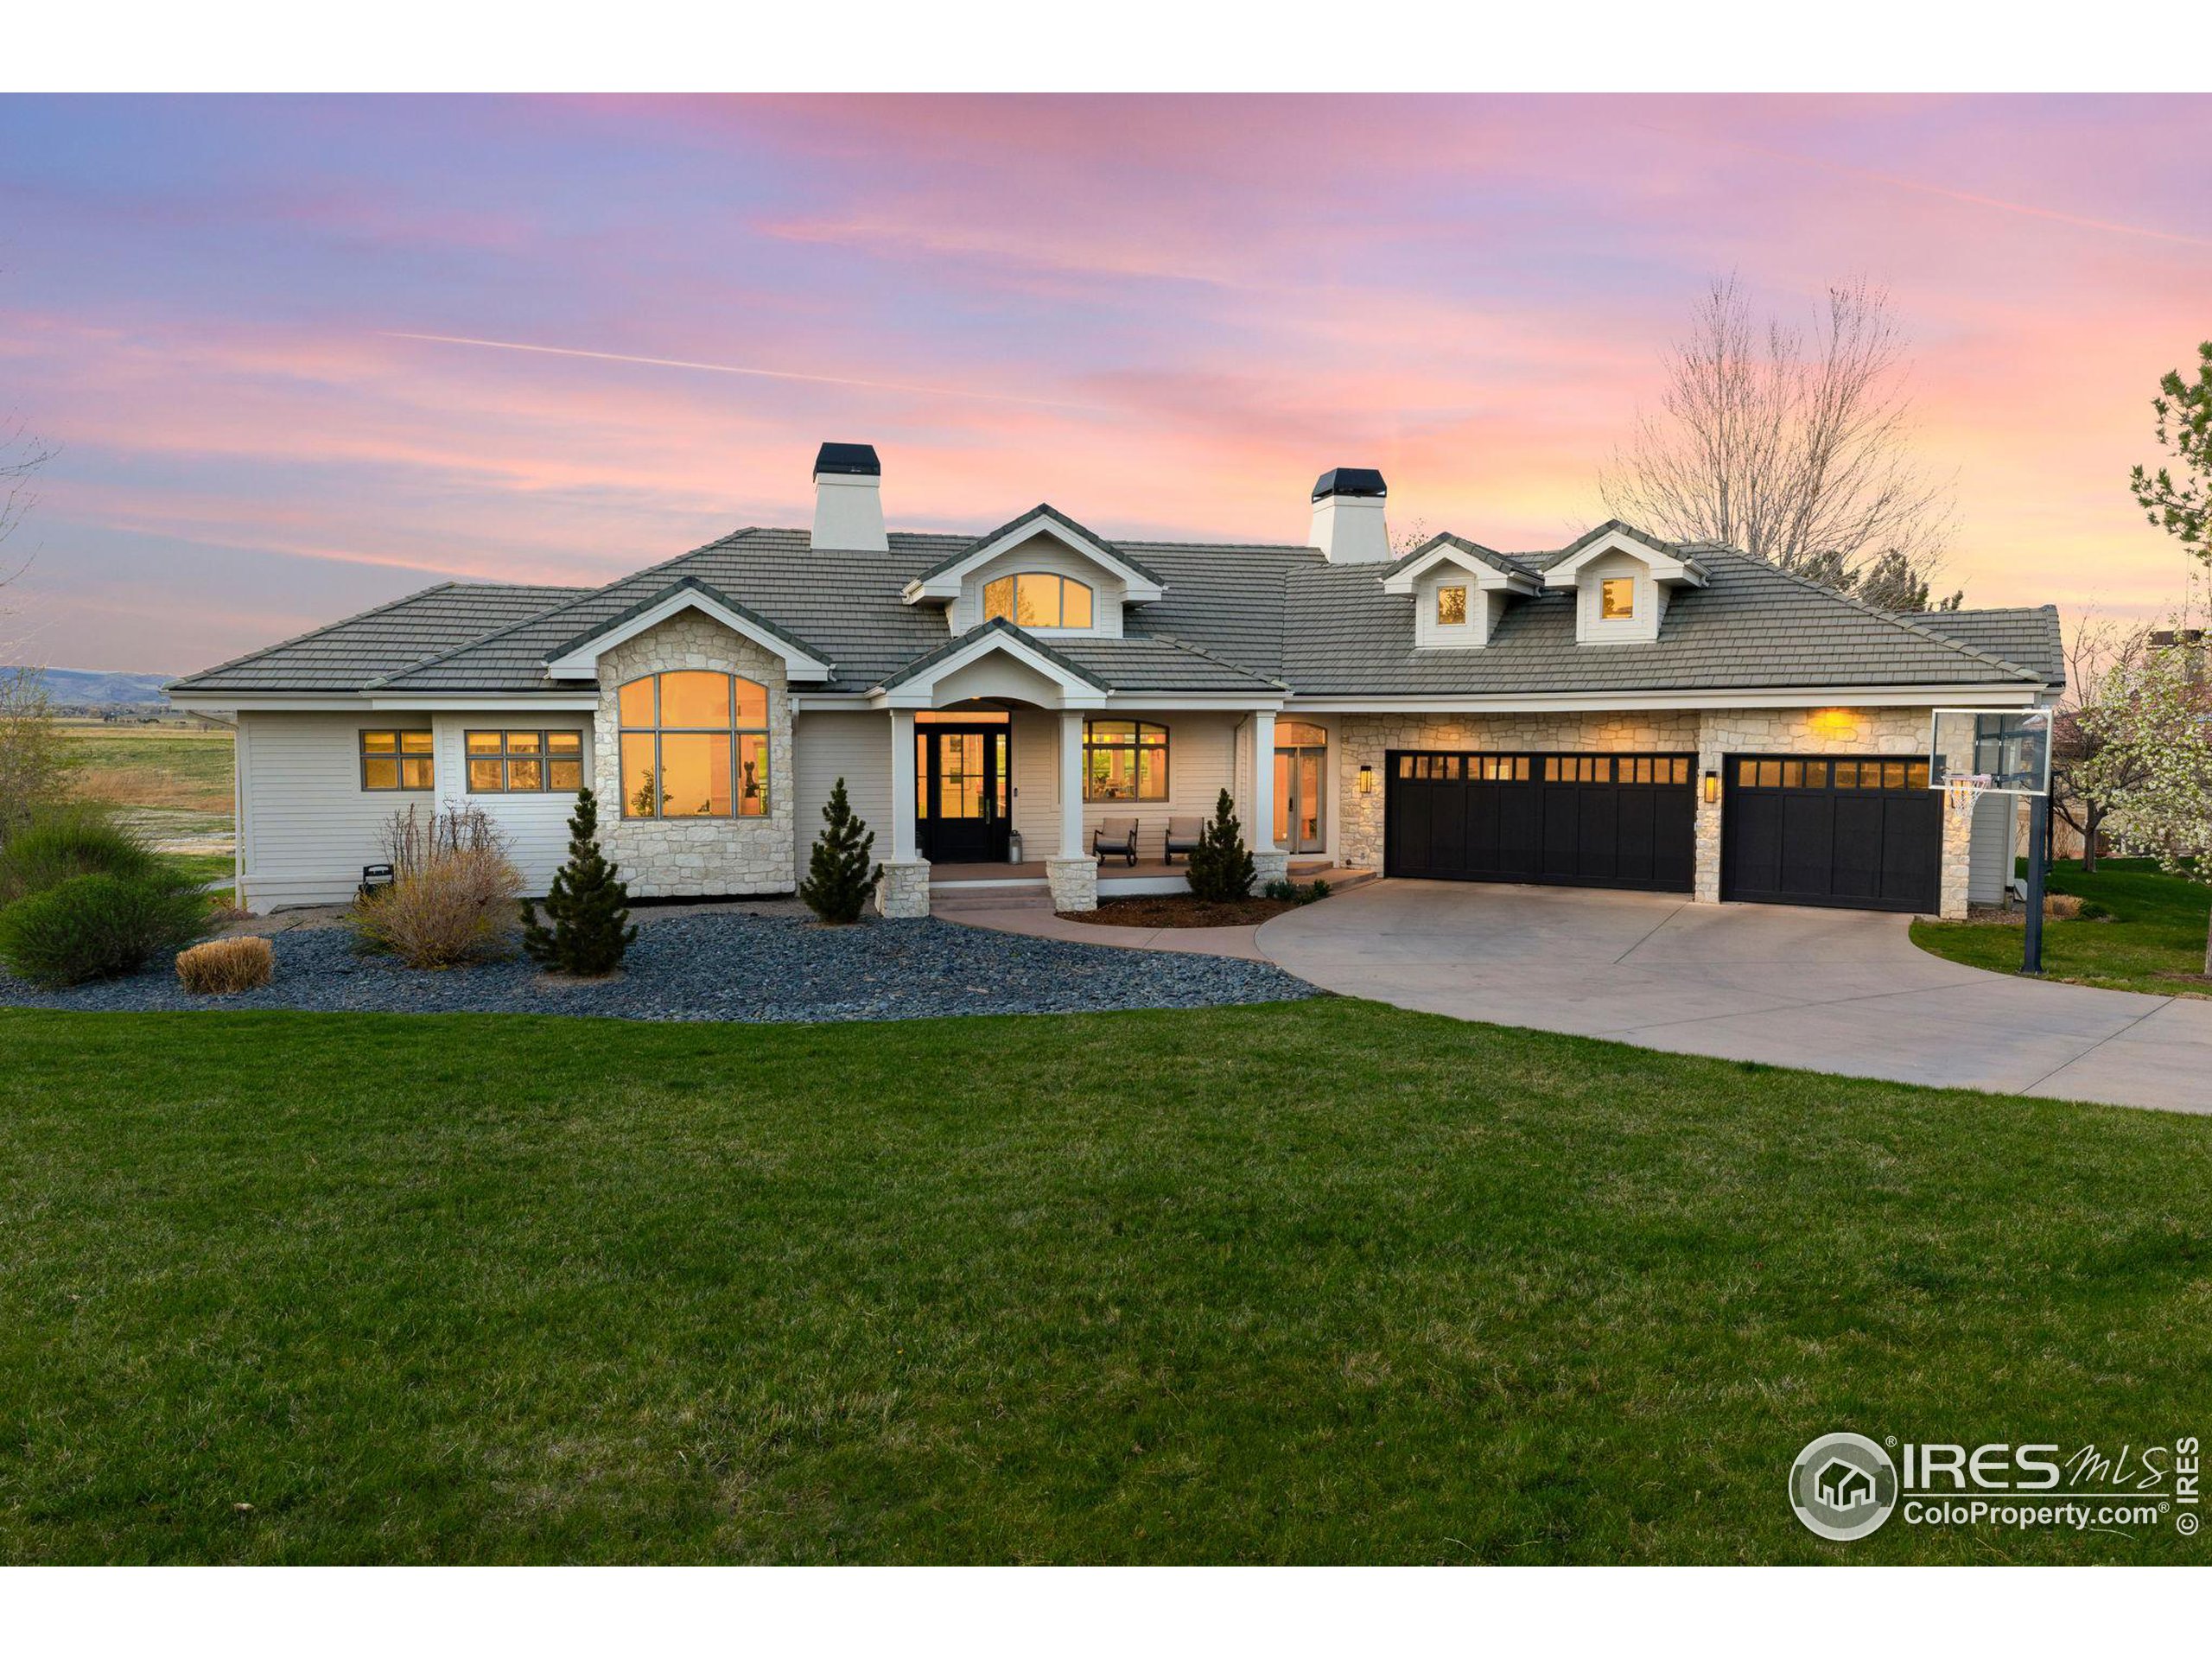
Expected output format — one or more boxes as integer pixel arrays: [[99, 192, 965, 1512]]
[[1256, 880, 2212, 1114]]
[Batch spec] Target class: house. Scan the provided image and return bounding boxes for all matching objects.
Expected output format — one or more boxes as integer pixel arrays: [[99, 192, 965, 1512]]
[[165, 444, 2062, 919], [1815, 1459, 1876, 1511]]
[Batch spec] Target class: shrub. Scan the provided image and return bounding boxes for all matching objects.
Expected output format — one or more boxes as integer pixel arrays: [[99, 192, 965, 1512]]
[[0, 669, 74, 844], [798, 776, 882, 925], [1184, 788, 1256, 903], [1262, 877, 1332, 905], [0, 872, 206, 988], [0, 806, 156, 906], [176, 936, 274, 995], [521, 787, 637, 976], [352, 805, 521, 969]]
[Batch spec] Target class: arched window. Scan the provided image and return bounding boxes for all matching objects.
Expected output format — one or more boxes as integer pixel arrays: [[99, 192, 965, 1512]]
[[1083, 719, 1168, 802], [982, 572, 1094, 629], [1276, 720, 1328, 748], [617, 671, 770, 819]]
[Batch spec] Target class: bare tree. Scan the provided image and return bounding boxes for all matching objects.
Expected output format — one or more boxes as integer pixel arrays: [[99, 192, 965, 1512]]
[[1602, 275, 1959, 609], [2050, 609, 2153, 873]]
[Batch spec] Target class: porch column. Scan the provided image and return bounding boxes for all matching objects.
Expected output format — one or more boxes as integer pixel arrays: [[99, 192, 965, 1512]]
[[1046, 707, 1097, 912], [875, 708, 930, 918], [1249, 707, 1289, 889]]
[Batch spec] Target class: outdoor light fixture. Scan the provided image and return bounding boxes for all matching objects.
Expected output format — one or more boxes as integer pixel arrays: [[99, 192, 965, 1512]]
[[1357, 764, 1376, 796], [1702, 768, 1719, 804]]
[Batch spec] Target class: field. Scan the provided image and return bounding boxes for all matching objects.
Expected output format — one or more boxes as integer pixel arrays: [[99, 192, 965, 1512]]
[[52, 719, 235, 887], [1913, 858, 2210, 998], [4, 998, 2208, 1565]]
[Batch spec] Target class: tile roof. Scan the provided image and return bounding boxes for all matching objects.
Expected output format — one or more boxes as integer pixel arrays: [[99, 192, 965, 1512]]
[[170, 518, 2060, 704]]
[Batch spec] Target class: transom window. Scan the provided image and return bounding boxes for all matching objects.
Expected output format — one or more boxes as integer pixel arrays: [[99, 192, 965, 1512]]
[[1436, 585, 1469, 626], [617, 670, 770, 820], [1277, 720, 1327, 747], [1600, 576, 1637, 620], [983, 572, 1094, 629], [1735, 757, 1929, 792], [360, 729, 434, 791], [466, 729, 585, 794], [1083, 719, 1168, 802]]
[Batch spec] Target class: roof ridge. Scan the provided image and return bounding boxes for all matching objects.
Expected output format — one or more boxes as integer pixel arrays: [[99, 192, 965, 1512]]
[[168, 581, 465, 691], [1124, 629, 1290, 690], [369, 528, 766, 688], [1715, 549, 2044, 683]]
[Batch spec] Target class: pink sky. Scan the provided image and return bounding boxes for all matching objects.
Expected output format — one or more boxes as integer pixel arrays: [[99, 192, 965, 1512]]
[[2, 93, 2207, 674]]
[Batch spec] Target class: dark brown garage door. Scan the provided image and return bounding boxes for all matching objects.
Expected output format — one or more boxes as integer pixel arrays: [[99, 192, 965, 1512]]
[[1720, 754, 1939, 912], [1384, 751, 1696, 892]]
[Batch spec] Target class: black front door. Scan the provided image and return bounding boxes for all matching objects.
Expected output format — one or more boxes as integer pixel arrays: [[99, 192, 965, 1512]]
[[918, 725, 1011, 863]]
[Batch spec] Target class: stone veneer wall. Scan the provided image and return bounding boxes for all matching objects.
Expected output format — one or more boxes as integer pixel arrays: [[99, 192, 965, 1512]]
[[1332, 705, 1968, 918], [594, 613, 796, 899]]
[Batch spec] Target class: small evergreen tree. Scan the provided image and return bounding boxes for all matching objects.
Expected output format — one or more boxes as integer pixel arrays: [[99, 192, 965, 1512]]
[[799, 776, 882, 924], [1185, 787, 1255, 902], [520, 786, 637, 975]]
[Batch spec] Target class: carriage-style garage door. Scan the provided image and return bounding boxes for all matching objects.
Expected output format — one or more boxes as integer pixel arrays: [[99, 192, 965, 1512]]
[[1383, 751, 1696, 892], [1719, 753, 1939, 912]]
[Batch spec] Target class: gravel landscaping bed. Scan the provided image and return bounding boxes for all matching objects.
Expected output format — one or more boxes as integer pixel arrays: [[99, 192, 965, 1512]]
[[0, 910, 1320, 1023]]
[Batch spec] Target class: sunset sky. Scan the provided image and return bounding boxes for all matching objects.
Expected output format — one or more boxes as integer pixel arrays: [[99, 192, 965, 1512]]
[[2, 93, 2207, 675]]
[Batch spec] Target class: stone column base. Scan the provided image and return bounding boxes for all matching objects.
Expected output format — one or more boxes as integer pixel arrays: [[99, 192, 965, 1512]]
[[1046, 856, 1098, 912], [1249, 849, 1290, 892], [875, 857, 931, 919]]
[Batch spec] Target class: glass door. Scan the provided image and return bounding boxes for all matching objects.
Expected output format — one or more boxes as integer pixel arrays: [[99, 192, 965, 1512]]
[[1273, 722, 1328, 855], [918, 725, 1011, 863]]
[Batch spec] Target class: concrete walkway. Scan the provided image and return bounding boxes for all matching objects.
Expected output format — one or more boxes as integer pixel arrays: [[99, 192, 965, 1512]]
[[1255, 880, 2212, 1115]]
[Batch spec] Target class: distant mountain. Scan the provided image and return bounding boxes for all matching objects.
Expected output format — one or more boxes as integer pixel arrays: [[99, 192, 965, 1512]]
[[7, 667, 175, 706]]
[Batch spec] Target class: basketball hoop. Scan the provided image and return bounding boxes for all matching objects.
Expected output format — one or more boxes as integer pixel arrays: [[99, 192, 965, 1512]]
[[1943, 772, 1993, 815]]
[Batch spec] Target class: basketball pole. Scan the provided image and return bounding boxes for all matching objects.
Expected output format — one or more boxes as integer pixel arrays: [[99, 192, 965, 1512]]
[[2023, 792, 2049, 976]]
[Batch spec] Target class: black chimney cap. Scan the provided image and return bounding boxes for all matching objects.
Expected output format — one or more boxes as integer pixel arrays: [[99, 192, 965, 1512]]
[[814, 442, 881, 477], [1312, 467, 1386, 501]]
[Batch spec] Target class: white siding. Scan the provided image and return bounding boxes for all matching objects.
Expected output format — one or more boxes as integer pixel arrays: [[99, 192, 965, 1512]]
[[948, 532, 1127, 638], [1968, 791, 2018, 906], [794, 711, 894, 862], [1575, 549, 1668, 645], [237, 710, 593, 908]]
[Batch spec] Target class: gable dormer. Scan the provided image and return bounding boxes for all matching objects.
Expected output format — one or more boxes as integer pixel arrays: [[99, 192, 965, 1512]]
[[901, 505, 1165, 640], [1381, 534, 1540, 651], [1541, 521, 1707, 645]]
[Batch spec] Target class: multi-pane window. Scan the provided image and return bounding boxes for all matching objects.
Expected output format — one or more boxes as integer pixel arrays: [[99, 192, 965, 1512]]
[[982, 572, 1095, 629], [1436, 585, 1469, 626], [617, 671, 770, 820], [1600, 577, 1637, 620], [1082, 719, 1168, 802], [466, 730, 585, 794], [1734, 757, 1929, 791], [360, 729, 434, 791]]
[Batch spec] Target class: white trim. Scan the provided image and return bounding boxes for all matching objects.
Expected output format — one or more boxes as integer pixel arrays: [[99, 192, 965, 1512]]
[[900, 516, 1165, 606], [1542, 530, 1707, 590], [1380, 546, 1538, 597], [541, 588, 833, 683], [168, 694, 370, 712], [867, 629, 1111, 710], [1287, 683, 2046, 714], [372, 695, 601, 711]]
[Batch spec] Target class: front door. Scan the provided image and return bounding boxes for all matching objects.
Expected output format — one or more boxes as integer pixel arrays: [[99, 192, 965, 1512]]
[[917, 725, 1011, 863], [1273, 725, 1328, 854]]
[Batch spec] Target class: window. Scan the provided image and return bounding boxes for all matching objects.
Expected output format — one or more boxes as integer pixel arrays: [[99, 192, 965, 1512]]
[[617, 671, 770, 819], [1277, 720, 1327, 748], [1083, 719, 1167, 801], [1436, 585, 1469, 626], [1600, 577, 1636, 620], [466, 729, 585, 794], [982, 572, 1095, 629], [360, 729, 433, 791]]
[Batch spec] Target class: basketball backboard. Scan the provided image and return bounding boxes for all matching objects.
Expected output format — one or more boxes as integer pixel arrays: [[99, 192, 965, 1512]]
[[1928, 708, 2053, 798]]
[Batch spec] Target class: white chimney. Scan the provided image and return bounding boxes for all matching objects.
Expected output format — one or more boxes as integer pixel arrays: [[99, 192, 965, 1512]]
[[811, 442, 887, 551], [1308, 467, 1389, 563]]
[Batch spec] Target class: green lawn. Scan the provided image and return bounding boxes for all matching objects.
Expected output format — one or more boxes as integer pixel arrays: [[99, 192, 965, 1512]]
[[1913, 858, 2211, 997], [3, 1000, 2209, 1565]]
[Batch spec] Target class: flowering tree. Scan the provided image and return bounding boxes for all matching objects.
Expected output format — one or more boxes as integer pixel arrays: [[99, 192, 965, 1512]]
[[2083, 623, 2212, 974]]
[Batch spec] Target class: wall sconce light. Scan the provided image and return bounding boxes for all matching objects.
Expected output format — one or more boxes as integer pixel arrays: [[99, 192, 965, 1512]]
[[1357, 764, 1376, 796], [1702, 768, 1720, 804]]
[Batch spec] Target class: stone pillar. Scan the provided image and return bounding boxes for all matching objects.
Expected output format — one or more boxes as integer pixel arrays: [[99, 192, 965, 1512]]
[[1693, 711, 1725, 904], [1248, 707, 1289, 890], [875, 708, 930, 918], [1046, 707, 1097, 911], [1938, 791, 1974, 920]]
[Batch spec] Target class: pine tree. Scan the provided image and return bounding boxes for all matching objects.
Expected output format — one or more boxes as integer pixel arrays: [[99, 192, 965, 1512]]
[[520, 786, 637, 975], [1184, 787, 1255, 902], [799, 776, 883, 924]]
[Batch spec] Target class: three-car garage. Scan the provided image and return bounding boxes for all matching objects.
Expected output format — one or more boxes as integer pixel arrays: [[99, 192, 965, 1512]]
[[1382, 747, 1945, 914]]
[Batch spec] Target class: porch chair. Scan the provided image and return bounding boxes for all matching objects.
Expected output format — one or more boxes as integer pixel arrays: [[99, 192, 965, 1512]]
[[1161, 816, 1205, 865], [1093, 816, 1140, 867]]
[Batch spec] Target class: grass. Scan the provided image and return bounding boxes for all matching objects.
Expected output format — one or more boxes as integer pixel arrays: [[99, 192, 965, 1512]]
[[1913, 858, 2211, 997], [4, 999, 2209, 1565], [58, 721, 234, 817]]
